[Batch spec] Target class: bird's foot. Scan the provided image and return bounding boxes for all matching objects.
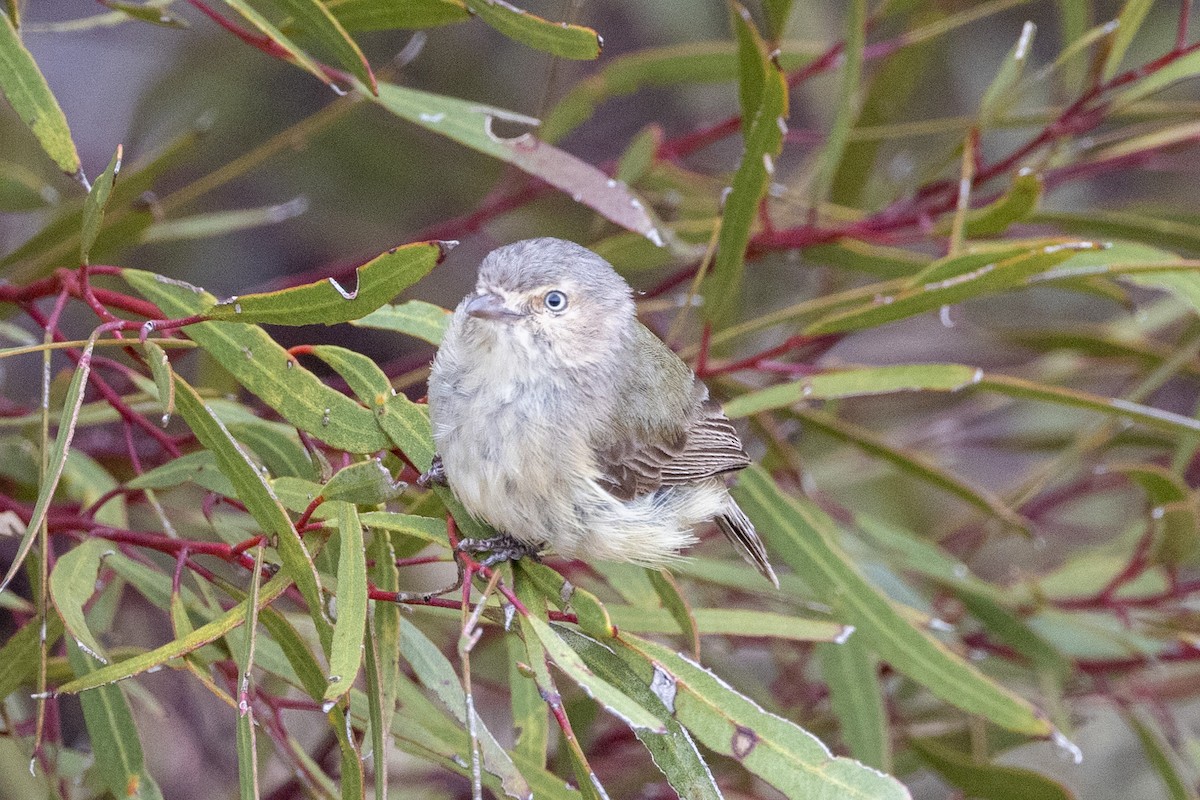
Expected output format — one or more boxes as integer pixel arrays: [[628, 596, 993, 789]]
[[417, 454, 447, 488], [456, 533, 543, 568]]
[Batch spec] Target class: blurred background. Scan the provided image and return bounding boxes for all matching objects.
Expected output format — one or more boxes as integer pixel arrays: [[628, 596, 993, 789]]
[[5, 1, 1200, 798]]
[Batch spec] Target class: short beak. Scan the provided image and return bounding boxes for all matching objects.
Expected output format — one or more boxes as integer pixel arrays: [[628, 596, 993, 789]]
[[466, 292, 523, 320]]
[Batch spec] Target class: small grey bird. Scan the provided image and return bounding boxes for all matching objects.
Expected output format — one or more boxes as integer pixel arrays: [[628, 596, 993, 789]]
[[426, 238, 778, 587]]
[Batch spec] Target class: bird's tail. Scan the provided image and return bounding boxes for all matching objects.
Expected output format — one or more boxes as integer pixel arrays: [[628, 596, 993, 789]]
[[716, 500, 779, 588]]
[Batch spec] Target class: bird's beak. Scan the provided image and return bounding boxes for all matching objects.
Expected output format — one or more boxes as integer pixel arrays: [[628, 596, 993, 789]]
[[466, 292, 523, 320]]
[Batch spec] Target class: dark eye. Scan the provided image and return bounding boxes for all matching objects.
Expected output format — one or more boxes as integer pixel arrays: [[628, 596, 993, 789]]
[[544, 290, 568, 313]]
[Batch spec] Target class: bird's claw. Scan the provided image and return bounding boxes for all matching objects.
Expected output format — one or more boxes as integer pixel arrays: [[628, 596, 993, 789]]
[[417, 454, 447, 488], [456, 533, 543, 568]]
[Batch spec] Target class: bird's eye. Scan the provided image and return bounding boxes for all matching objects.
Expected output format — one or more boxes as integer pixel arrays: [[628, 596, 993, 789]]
[[544, 290, 568, 313]]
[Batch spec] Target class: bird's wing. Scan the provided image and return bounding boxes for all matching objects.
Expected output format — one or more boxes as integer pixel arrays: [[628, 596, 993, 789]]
[[596, 398, 750, 501]]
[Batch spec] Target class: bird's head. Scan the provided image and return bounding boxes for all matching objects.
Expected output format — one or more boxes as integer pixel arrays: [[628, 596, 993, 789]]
[[461, 238, 637, 370]]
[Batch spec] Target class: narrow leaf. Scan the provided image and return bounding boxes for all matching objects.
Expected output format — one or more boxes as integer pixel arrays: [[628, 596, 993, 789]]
[[141, 339, 174, 426], [911, 737, 1076, 800], [979, 21, 1037, 126], [465, 0, 601, 60], [525, 613, 667, 732], [370, 81, 661, 243], [321, 460, 405, 505], [172, 375, 330, 651], [66, 640, 166, 800], [703, 6, 788, 324], [733, 466, 1052, 736], [206, 241, 448, 325], [819, 637, 889, 771], [0, 336, 94, 595], [619, 632, 912, 800], [326, 0, 469, 32], [1103, 0, 1153, 81], [273, 0, 376, 92], [217, 0, 337, 89], [307, 344, 393, 408], [80, 145, 122, 264], [0, 11, 81, 174], [350, 300, 451, 345], [123, 269, 390, 453], [324, 503, 367, 702], [49, 537, 113, 663]]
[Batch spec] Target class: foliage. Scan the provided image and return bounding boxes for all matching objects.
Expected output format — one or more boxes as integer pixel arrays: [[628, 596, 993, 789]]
[[3, 0, 1200, 798]]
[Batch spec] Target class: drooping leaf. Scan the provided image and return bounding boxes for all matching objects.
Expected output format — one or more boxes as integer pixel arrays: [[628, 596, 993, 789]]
[[617, 632, 912, 800], [733, 466, 1053, 736], [370, 82, 661, 243], [272, 0, 376, 92], [66, 640, 165, 800], [0, 11, 81, 175], [911, 737, 1077, 800], [979, 21, 1037, 126], [819, 636, 890, 771]]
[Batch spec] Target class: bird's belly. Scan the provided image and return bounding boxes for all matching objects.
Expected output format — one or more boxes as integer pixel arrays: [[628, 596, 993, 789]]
[[434, 387, 585, 544]]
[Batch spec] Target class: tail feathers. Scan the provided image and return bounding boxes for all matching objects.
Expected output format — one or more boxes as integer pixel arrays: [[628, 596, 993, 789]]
[[716, 502, 779, 588]]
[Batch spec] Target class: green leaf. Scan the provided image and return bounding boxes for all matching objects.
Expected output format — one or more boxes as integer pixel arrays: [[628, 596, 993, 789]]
[[124, 449, 235, 495], [726, 363, 983, 417], [733, 466, 1052, 736], [50, 538, 114, 663], [101, 1, 189, 28], [616, 123, 661, 185], [324, 502, 367, 702], [273, 0, 376, 92], [762, 0, 793, 41], [819, 636, 889, 771], [233, 542, 264, 800], [358, 510, 448, 548], [606, 604, 846, 641], [325, 0, 469, 32], [3, 127, 197, 278], [1111, 463, 1199, 564], [141, 339, 174, 427], [805, 239, 931, 278], [172, 375, 331, 651], [370, 81, 661, 243], [524, 613, 666, 732], [350, 300, 451, 345], [377, 392, 435, 469], [618, 632, 912, 800], [57, 569, 293, 694], [702, 6, 788, 324], [398, 618, 534, 799], [464, 0, 601, 60], [515, 561, 614, 640], [805, 242, 1100, 334], [542, 40, 821, 143], [507, 625, 548, 768], [80, 145, 122, 264], [307, 344, 393, 408], [936, 170, 1043, 238], [556, 627, 722, 800], [1123, 707, 1199, 800], [365, 526, 400, 800], [140, 198, 308, 243], [807, 0, 866, 207], [0, 161, 55, 210], [207, 241, 447, 325], [0, 614, 63, 699], [911, 737, 1076, 800], [321, 459, 405, 505], [1103, 0, 1153, 81], [228, 419, 316, 480], [0, 11, 80, 175], [0, 335, 93, 595], [123, 268, 390, 453], [979, 21, 1036, 126], [647, 569, 699, 656], [66, 640, 165, 800], [217, 0, 339, 89], [1116, 47, 1200, 107]]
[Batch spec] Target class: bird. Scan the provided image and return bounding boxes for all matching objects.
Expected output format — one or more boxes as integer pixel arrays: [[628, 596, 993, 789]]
[[424, 237, 778, 587]]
